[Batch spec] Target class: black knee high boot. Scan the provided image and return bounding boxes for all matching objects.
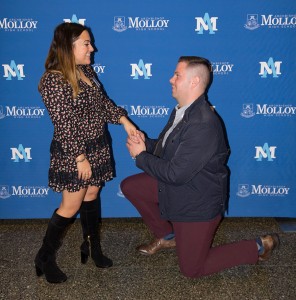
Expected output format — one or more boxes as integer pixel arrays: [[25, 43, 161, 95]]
[[79, 199, 113, 268], [34, 210, 72, 283]]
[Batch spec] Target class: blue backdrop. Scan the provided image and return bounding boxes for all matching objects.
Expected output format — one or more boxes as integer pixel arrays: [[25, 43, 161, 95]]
[[1, 0, 295, 218]]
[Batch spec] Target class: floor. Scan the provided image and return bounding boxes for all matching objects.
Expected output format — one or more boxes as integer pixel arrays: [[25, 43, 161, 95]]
[[0, 217, 295, 300]]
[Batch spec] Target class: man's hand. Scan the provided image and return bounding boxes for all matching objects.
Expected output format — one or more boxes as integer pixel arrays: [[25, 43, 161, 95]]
[[126, 133, 146, 158]]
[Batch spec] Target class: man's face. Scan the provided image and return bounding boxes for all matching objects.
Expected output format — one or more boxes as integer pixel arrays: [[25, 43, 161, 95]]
[[169, 62, 192, 104]]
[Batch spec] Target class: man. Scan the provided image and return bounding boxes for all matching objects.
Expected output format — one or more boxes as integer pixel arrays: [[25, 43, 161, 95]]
[[121, 56, 279, 278]]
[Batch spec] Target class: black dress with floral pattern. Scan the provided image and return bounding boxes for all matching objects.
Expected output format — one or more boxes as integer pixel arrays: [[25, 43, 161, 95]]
[[39, 65, 127, 192]]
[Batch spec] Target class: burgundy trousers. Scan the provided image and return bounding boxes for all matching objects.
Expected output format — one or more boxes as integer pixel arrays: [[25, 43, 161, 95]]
[[121, 172, 259, 278]]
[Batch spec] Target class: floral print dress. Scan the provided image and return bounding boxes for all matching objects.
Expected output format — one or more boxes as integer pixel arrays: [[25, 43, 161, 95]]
[[39, 65, 127, 192]]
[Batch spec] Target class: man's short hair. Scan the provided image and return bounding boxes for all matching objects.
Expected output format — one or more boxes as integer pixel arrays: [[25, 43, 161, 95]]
[[178, 56, 212, 89]]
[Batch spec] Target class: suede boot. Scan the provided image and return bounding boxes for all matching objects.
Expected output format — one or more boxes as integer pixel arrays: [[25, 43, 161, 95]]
[[79, 199, 113, 268], [34, 210, 72, 283]]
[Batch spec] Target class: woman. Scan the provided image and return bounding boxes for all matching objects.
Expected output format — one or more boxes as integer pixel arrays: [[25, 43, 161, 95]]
[[35, 22, 137, 283]]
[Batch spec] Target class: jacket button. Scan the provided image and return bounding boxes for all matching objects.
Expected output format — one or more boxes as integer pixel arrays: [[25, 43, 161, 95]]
[[159, 189, 162, 192], [160, 211, 163, 215]]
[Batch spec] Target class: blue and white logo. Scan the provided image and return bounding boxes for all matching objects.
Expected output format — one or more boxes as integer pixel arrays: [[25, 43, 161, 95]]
[[236, 184, 250, 197], [254, 143, 276, 161], [0, 185, 49, 198], [63, 14, 86, 25], [113, 16, 127, 32], [241, 104, 255, 118], [119, 104, 169, 118], [259, 57, 282, 78], [0, 18, 38, 32], [2, 60, 25, 80], [195, 13, 218, 34], [244, 14, 296, 30], [211, 62, 234, 75], [261, 14, 296, 28], [237, 184, 290, 197], [130, 59, 152, 79], [113, 16, 169, 32], [0, 186, 11, 199], [241, 103, 296, 118], [244, 14, 260, 30], [11, 144, 32, 162], [0, 105, 46, 119]]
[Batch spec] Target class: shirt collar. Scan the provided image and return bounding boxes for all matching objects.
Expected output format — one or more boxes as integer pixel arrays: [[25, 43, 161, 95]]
[[175, 101, 194, 116]]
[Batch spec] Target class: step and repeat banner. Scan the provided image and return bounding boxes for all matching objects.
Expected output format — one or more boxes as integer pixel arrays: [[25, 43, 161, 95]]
[[1, 0, 295, 218]]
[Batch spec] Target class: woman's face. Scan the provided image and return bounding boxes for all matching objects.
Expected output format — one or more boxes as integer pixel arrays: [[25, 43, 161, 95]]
[[73, 30, 94, 65]]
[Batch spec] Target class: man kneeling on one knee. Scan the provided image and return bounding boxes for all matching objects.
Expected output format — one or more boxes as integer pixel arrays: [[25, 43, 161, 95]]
[[121, 56, 279, 278]]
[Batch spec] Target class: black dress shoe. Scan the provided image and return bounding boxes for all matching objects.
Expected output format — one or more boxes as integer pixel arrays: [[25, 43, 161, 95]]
[[258, 234, 280, 261]]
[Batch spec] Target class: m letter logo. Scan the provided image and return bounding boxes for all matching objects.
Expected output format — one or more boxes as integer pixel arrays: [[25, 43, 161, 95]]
[[3, 60, 25, 80], [259, 57, 282, 78], [11, 144, 32, 162], [195, 13, 218, 34], [130, 59, 152, 79], [254, 143, 276, 161], [63, 14, 86, 25]]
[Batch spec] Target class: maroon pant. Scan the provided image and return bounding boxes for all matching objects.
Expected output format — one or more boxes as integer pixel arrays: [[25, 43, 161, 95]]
[[121, 172, 259, 278]]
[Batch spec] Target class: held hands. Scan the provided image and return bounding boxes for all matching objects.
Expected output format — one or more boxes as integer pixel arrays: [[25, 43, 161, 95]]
[[76, 156, 92, 180], [120, 116, 145, 158], [126, 132, 146, 159]]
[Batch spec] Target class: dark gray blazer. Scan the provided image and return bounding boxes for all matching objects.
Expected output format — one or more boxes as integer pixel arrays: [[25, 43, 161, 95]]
[[136, 94, 229, 222]]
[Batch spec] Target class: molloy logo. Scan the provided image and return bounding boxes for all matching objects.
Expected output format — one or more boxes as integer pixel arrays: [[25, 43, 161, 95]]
[[92, 63, 105, 76], [211, 62, 234, 75], [0, 185, 49, 198], [63, 14, 86, 25], [131, 59, 152, 79], [119, 105, 170, 118], [254, 143, 276, 161], [245, 14, 296, 30], [236, 184, 250, 197], [2, 60, 25, 80], [11, 144, 32, 162], [241, 104, 255, 118], [0, 18, 38, 32], [113, 17, 127, 32], [259, 57, 282, 78], [237, 184, 290, 198], [113, 16, 169, 32], [241, 103, 296, 118], [244, 14, 260, 30], [195, 13, 218, 34], [0, 185, 11, 199], [0, 105, 45, 119]]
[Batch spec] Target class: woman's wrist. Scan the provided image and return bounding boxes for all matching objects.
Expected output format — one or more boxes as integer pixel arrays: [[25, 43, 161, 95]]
[[76, 155, 86, 163], [119, 116, 128, 125]]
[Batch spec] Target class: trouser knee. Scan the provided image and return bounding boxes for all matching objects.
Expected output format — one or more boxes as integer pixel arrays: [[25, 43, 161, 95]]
[[120, 176, 135, 197], [179, 264, 204, 278]]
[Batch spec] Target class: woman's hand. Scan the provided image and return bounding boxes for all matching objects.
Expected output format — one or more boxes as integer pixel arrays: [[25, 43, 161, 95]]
[[76, 155, 92, 180], [120, 116, 137, 138], [136, 130, 145, 143]]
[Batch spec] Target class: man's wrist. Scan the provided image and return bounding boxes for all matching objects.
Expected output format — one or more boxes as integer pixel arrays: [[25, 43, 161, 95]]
[[133, 151, 143, 159]]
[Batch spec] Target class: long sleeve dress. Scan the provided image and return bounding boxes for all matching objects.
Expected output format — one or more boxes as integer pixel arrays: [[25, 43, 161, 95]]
[[39, 64, 127, 192]]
